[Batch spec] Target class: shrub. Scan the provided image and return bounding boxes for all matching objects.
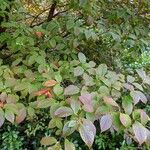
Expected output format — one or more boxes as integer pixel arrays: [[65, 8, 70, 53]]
[[0, 52, 149, 149]]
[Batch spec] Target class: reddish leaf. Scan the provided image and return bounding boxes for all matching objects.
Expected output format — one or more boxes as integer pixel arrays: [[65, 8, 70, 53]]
[[133, 122, 147, 145], [0, 102, 4, 108], [103, 96, 119, 108], [64, 85, 79, 95], [35, 31, 43, 38], [79, 118, 96, 148], [79, 93, 93, 112], [35, 88, 50, 96], [100, 114, 112, 132], [45, 91, 53, 98], [120, 113, 131, 127], [54, 106, 73, 117], [44, 80, 57, 87], [16, 108, 26, 124]]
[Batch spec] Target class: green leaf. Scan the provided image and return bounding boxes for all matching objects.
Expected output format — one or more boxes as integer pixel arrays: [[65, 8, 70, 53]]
[[122, 96, 133, 115], [65, 139, 75, 150], [96, 64, 107, 76], [83, 73, 94, 86], [120, 113, 131, 127], [50, 38, 56, 48], [69, 98, 81, 114], [5, 110, 15, 123], [55, 73, 62, 83], [74, 66, 84, 77], [37, 99, 55, 108], [53, 84, 63, 96], [63, 121, 76, 136], [127, 75, 135, 83], [64, 85, 79, 95], [4, 103, 18, 114], [40, 136, 57, 146], [78, 52, 86, 63]]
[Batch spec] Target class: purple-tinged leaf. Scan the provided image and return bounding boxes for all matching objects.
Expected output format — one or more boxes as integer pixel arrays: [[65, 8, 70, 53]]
[[120, 113, 131, 127], [79, 93, 94, 112], [130, 91, 147, 105], [54, 106, 73, 117], [136, 69, 150, 85], [64, 85, 79, 95], [132, 122, 147, 145], [79, 118, 96, 148], [103, 96, 119, 108], [100, 114, 112, 132], [123, 83, 134, 91]]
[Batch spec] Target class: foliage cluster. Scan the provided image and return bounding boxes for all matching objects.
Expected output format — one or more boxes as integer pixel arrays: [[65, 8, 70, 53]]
[[0, 0, 150, 149]]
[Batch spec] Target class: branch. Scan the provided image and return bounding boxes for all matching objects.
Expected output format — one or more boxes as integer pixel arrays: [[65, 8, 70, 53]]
[[30, 6, 51, 27], [47, 1, 57, 22]]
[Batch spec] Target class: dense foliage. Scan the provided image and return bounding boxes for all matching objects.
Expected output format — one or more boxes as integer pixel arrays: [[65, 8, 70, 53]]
[[0, 0, 150, 149]]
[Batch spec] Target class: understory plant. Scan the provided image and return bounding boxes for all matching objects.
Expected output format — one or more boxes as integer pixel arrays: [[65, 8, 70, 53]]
[[0, 52, 149, 149]]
